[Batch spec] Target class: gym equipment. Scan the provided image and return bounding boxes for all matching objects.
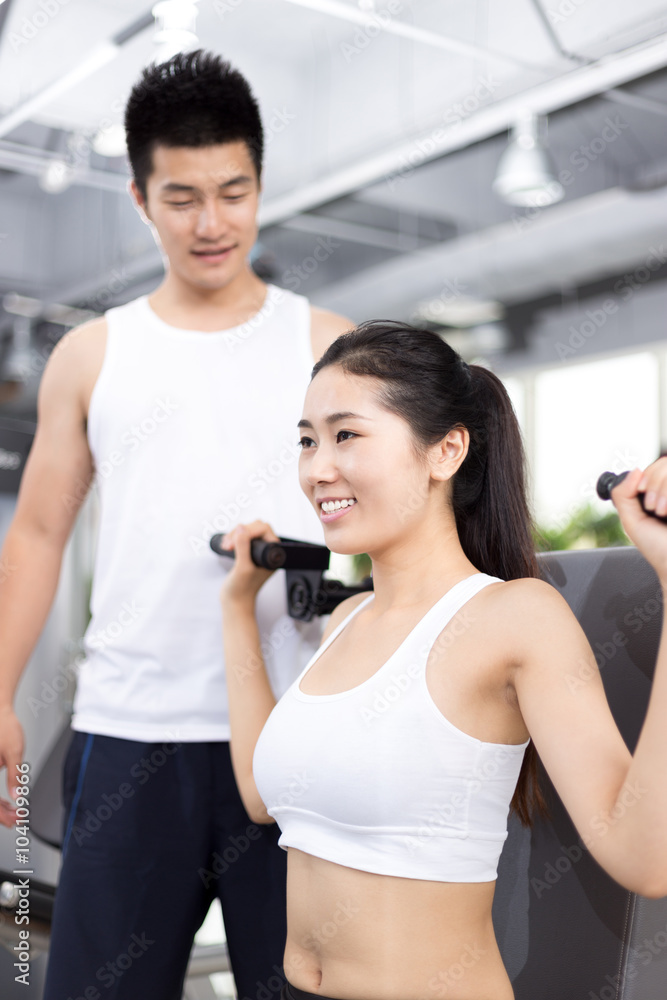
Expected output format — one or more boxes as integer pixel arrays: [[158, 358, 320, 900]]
[[597, 468, 667, 522], [210, 533, 372, 620]]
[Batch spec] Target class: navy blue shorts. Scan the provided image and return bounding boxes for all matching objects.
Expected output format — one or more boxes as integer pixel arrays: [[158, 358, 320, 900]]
[[43, 732, 288, 1000], [281, 984, 339, 1000]]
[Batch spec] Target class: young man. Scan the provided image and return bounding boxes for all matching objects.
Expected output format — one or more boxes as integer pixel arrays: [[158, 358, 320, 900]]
[[0, 50, 351, 1000]]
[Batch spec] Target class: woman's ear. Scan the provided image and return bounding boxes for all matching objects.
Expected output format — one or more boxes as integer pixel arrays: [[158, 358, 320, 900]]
[[429, 426, 469, 482]]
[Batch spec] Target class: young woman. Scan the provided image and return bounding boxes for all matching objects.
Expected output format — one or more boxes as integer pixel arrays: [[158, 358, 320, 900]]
[[219, 320, 667, 1000]]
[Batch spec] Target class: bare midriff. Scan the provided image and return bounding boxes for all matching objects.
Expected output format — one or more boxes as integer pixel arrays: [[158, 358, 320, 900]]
[[282, 848, 514, 1000]]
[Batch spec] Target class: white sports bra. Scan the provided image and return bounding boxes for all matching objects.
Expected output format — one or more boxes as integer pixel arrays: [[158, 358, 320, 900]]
[[253, 573, 529, 882]]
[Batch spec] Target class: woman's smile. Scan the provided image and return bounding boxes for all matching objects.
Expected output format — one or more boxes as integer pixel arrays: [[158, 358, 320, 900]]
[[318, 497, 358, 523]]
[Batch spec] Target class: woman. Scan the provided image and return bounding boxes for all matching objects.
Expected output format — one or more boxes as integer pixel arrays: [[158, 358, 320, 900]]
[[219, 321, 667, 1000]]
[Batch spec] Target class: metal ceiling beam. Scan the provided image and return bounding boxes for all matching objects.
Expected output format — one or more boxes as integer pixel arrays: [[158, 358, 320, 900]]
[[312, 185, 667, 321], [257, 32, 667, 227], [54, 249, 163, 308], [279, 214, 433, 252], [603, 87, 667, 117], [0, 46, 118, 140], [281, 0, 550, 75], [529, 0, 667, 119], [0, 140, 128, 193], [0, 0, 18, 48], [0, 9, 154, 141]]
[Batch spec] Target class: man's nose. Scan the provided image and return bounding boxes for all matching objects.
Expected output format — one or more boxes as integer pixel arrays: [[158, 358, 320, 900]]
[[195, 198, 226, 238]]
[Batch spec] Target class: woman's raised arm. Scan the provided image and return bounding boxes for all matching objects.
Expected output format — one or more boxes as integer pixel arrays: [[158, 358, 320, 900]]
[[219, 521, 283, 824], [512, 460, 667, 897]]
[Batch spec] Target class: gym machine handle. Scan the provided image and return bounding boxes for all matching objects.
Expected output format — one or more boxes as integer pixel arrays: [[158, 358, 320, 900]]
[[210, 534, 331, 571], [596, 470, 667, 523], [210, 534, 372, 621]]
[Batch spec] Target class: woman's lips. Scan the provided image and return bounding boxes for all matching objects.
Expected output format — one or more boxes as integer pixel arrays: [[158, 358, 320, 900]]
[[320, 502, 357, 524]]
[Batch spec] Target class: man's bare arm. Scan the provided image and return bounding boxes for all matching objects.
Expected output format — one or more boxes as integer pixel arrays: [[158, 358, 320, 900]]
[[0, 319, 104, 822]]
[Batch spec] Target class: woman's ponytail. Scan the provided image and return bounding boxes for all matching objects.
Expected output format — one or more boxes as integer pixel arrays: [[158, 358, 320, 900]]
[[454, 364, 546, 826], [454, 364, 538, 583]]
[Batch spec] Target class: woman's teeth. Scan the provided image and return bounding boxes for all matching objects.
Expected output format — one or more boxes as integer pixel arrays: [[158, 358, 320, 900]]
[[321, 498, 357, 512]]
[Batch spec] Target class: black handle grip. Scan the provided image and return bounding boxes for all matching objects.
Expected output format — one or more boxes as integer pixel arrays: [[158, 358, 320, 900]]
[[596, 470, 667, 522], [210, 533, 367, 619], [210, 534, 330, 571], [596, 471, 629, 500], [210, 534, 286, 569]]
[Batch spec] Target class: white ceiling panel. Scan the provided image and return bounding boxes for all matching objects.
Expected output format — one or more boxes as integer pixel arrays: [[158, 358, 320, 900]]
[[540, 0, 667, 58]]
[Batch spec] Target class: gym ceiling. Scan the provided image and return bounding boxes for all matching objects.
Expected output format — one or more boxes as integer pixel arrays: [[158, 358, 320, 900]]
[[0, 0, 666, 418]]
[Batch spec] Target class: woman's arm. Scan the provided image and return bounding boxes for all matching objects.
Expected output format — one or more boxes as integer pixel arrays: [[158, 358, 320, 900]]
[[220, 521, 370, 824], [220, 521, 281, 825], [511, 461, 667, 898]]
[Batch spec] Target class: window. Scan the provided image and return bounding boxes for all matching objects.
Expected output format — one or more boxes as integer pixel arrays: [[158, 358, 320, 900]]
[[532, 353, 659, 526]]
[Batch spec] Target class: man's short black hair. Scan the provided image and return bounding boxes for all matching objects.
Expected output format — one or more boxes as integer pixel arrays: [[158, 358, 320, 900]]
[[125, 49, 264, 199]]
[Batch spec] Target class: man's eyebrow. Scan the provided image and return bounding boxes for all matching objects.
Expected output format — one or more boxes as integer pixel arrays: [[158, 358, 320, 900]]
[[159, 176, 254, 194], [160, 183, 196, 194], [298, 412, 371, 429]]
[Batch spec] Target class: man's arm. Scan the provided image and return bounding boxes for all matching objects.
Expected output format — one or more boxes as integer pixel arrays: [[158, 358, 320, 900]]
[[309, 306, 354, 362], [0, 319, 103, 824]]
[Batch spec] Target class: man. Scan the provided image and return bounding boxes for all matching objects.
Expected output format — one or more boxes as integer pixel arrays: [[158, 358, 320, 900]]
[[0, 49, 351, 1000]]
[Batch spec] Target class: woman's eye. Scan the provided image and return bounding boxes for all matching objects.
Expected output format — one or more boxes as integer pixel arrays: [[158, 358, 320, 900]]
[[298, 436, 315, 449], [337, 430, 356, 443]]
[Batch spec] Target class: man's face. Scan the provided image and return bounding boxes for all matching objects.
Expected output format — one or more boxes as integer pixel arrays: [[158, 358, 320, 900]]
[[132, 140, 261, 290]]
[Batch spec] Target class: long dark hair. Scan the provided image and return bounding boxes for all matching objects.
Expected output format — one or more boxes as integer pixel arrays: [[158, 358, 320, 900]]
[[312, 320, 546, 825]]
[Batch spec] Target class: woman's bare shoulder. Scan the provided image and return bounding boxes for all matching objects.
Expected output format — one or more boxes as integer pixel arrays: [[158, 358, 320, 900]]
[[484, 575, 570, 615], [478, 576, 586, 662]]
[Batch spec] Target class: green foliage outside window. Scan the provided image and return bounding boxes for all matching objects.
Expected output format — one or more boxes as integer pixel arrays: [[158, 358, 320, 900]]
[[349, 502, 629, 581], [534, 502, 630, 552]]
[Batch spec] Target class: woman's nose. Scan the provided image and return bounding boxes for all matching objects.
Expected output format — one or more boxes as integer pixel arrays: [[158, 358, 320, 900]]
[[305, 444, 338, 485]]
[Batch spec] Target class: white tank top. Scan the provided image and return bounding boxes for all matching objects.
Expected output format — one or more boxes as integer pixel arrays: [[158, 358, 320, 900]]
[[253, 574, 529, 882], [72, 285, 325, 742]]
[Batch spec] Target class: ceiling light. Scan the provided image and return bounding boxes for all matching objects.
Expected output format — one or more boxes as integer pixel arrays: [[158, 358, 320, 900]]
[[466, 322, 511, 354], [3, 317, 33, 382], [2, 294, 95, 327], [493, 110, 563, 208], [42, 304, 96, 327], [415, 296, 504, 328], [92, 123, 127, 158], [3, 294, 42, 318], [39, 158, 74, 194], [152, 1, 199, 62], [437, 323, 511, 361]]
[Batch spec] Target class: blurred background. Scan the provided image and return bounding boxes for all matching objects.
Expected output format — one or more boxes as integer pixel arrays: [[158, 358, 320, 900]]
[[0, 0, 666, 995]]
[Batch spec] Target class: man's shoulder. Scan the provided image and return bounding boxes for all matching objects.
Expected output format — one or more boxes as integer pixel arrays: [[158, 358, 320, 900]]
[[51, 314, 109, 368], [49, 315, 107, 363], [53, 292, 143, 364], [308, 305, 354, 362], [41, 315, 109, 412]]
